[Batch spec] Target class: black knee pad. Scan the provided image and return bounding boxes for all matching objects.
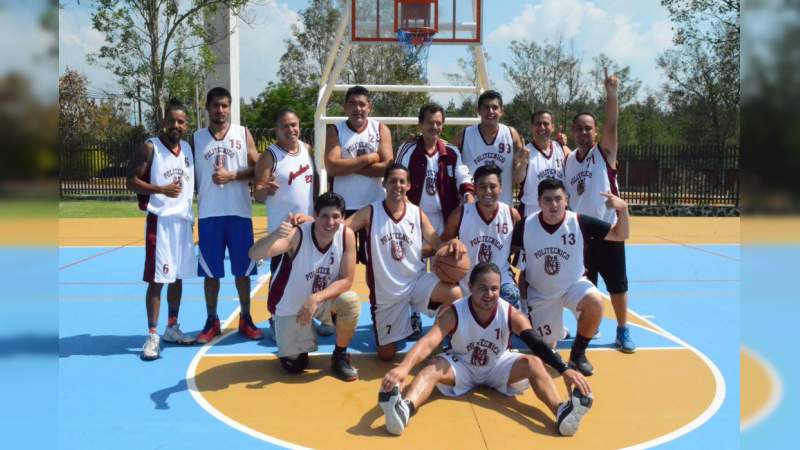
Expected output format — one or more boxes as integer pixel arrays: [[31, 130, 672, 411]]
[[279, 353, 309, 373]]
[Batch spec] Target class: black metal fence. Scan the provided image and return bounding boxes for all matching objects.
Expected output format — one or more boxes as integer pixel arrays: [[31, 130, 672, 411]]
[[59, 129, 739, 210]]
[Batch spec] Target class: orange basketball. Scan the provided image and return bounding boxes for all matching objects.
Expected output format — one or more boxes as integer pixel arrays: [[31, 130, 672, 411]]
[[434, 252, 471, 284]]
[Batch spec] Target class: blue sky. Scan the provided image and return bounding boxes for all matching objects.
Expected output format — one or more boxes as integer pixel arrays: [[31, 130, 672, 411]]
[[0, 1, 55, 98], [59, 0, 676, 105]]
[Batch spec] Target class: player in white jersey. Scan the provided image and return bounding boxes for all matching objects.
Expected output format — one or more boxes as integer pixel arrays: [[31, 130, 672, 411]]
[[253, 108, 316, 272], [127, 100, 196, 361], [249, 192, 361, 381], [325, 86, 393, 264], [378, 262, 593, 437], [346, 163, 467, 361], [451, 90, 527, 206], [441, 165, 521, 307], [514, 110, 572, 217], [512, 178, 630, 376], [192, 87, 263, 344], [563, 68, 636, 353], [396, 103, 475, 340]]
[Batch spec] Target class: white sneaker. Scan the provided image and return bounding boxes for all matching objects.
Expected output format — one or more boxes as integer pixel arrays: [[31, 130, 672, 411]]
[[378, 385, 410, 435], [141, 333, 161, 361], [162, 323, 195, 345], [556, 388, 593, 436]]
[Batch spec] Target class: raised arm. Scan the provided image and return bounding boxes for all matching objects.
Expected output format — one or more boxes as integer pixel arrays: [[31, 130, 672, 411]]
[[600, 192, 629, 241], [511, 127, 529, 185], [380, 305, 456, 392], [600, 67, 619, 168], [356, 123, 393, 176], [127, 141, 181, 198], [248, 215, 302, 260], [324, 124, 380, 176]]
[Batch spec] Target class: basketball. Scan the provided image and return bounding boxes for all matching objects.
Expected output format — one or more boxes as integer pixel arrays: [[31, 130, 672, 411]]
[[434, 252, 471, 284]]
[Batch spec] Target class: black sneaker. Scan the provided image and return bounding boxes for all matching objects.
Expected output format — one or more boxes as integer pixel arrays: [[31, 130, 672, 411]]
[[331, 352, 359, 381], [408, 312, 422, 340], [556, 388, 594, 436], [568, 353, 594, 376]]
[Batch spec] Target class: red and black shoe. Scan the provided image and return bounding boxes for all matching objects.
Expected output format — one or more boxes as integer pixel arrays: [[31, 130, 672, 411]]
[[195, 317, 221, 344], [238, 313, 264, 340]]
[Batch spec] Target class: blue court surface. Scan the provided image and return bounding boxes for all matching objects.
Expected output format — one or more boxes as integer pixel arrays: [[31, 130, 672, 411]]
[[56, 243, 741, 449], [740, 245, 798, 450]]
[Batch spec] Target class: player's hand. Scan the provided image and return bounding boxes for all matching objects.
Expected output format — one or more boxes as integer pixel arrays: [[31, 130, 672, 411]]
[[604, 67, 619, 94], [599, 192, 627, 210], [254, 174, 279, 196], [555, 126, 568, 147], [160, 180, 182, 198], [561, 368, 591, 396], [286, 212, 312, 227], [440, 239, 467, 260], [213, 165, 235, 185], [381, 367, 409, 392], [463, 192, 475, 204], [514, 143, 530, 164], [296, 295, 319, 326], [274, 219, 295, 239], [366, 152, 381, 164]]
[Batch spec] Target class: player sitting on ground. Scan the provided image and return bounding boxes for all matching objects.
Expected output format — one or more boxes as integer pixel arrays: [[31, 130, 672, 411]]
[[248, 192, 361, 381], [346, 162, 466, 361], [378, 262, 593, 437]]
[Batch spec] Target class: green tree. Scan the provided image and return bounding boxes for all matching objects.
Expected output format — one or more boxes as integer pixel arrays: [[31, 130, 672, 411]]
[[658, 0, 739, 146], [88, 0, 250, 130], [59, 69, 96, 142], [241, 82, 317, 131], [502, 37, 590, 132]]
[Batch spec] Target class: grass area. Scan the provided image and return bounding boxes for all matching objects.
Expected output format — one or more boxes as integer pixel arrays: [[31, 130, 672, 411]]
[[60, 200, 267, 218], [0, 200, 58, 218]]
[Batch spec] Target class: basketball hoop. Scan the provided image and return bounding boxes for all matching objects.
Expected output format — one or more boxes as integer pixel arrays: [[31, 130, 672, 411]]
[[397, 27, 435, 80]]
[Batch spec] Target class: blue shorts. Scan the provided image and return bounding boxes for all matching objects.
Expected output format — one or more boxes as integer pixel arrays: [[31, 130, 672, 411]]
[[197, 216, 257, 278]]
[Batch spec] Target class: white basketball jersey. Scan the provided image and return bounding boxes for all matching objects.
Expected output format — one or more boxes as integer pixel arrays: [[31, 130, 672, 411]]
[[265, 142, 314, 232], [461, 124, 514, 204], [457, 202, 514, 292], [417, 152, 442, 217], [332, 119, 385, 210], [269, 222, 344, 316], [142, 137, 194, 221], [193, 124, 252, 219], [564, 145, 618, 223], [519, 141, 566, 215], [366, 201, 424, 306], [447, 297, 512, 370], [522, 211, 586, 300]]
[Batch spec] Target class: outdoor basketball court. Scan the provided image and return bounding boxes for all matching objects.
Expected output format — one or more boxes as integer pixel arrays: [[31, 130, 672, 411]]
[[58, 216, 743, 449]]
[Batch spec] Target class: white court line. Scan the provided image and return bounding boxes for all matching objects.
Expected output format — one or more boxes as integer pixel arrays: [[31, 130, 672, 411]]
[[185, 274, 312, 450], [740, 345, 783, 432], [199, 346, 690, 358], [619, 309, 727, 450]]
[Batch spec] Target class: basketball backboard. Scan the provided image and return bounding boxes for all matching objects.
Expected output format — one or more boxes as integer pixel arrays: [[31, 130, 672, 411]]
[[351, 0, 482, 44]]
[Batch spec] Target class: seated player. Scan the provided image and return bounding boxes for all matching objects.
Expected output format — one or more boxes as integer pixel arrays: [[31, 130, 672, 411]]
[[441, 164, 521, 307], [512, 178, 629, 376], [248, 192, 361, 381], [346, 163, 466, 361], [378, 262, 593, 437]]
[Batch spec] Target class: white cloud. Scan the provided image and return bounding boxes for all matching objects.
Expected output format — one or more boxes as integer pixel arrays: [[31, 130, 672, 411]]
[[485, 0, 673, 98], [58, 5, 118, 92], [237, 0, 301, 99]]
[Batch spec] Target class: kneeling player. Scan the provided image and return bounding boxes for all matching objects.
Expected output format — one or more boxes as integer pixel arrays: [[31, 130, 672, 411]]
[[347, 163, 466, 361], [378, 262, 593, 436], [249, 192, 361, 381]]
